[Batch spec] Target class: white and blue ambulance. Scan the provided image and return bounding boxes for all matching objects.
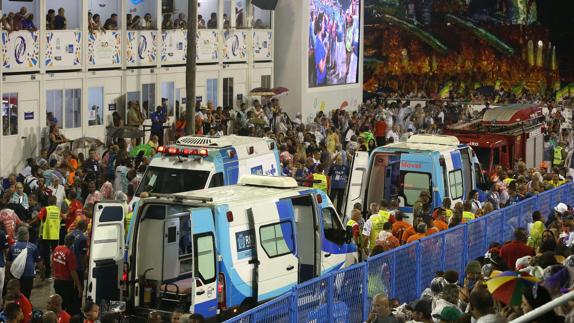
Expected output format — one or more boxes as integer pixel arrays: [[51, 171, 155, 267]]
[[343, 134, 488, 218], [136, 135, 281, 195], [87, 175, 357, 320]]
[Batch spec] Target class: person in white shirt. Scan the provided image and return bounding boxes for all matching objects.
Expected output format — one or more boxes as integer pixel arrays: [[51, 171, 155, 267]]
[[48, 177, 65, 209]]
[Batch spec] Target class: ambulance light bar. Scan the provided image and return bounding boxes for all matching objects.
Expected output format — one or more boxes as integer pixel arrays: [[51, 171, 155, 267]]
[[157, 146, 208, 157]]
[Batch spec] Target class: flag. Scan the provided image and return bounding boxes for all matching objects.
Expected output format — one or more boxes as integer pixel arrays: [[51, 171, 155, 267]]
[[439, 81, 452, 99]]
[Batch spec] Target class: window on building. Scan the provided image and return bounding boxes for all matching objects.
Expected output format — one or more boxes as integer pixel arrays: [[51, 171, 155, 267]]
[[161, 82, 175, 117], [46, 90, 64, 130], [259, 221, 294, 258], [198, 0, 219, 29], [401, 172, 431, 206], [206, 78, 218, 107], [222, 77, 234, 109], [2, 93, 18, 136], [65, 89, 81, 129], [142, 84, 156, 117], [235, 0, 248, 28], [261, 75, 271, 89], [88, 87, 104, 126], [253, 6, 271, 29], [179, 216, 193, 274], [194, 233, 216, 283], [449, 170, 464, 200]]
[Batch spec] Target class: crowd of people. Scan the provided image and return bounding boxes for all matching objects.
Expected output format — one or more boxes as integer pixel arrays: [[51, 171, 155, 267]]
[[0, 85, 570, 322], [1, 7, 36, 32]]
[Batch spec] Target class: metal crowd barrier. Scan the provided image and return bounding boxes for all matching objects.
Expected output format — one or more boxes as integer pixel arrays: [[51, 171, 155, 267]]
[[225, 182, 574, 323]]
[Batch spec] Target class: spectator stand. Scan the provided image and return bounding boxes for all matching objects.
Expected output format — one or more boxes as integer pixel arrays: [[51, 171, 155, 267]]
[[225, 182, 574, 323]]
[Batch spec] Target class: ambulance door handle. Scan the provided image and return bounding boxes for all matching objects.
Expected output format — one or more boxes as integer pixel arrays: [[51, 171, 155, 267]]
[[324, 253, 332, 258], [286, 265, 294, 271], [196, 289, 205, 296]]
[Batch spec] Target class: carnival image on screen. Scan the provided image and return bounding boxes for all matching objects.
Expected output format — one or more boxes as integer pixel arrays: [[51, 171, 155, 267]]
[[309, 0, 360, 87]]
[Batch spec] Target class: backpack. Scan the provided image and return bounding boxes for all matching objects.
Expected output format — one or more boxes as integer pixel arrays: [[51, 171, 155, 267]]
[[10, 246, 28, 279]]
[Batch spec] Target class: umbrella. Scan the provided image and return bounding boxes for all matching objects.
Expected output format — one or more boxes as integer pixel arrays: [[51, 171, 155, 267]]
[[249, 87, 275, 97], [71, 137, 103, 150], [108, 127, 144, 139], [129, 144, 154, 158], [271, 87, 289, 98], [485, 271, 540, 306]]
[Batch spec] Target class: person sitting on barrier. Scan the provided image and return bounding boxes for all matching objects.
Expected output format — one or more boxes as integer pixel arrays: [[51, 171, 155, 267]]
[[406, 222, 427, 244], [367, 293, 399, 323]]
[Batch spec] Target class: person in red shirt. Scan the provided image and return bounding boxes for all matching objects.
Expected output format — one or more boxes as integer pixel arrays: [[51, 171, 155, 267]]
[[374, 117, 387, 147], [499, 228, 535, 270], [5, 279, 32, 323], [0, 201, 23, 245], [346, 209, 362, 247], [64, 190, 83, 232], [46, 294, 71, 323], [52, 234, 82, 314]]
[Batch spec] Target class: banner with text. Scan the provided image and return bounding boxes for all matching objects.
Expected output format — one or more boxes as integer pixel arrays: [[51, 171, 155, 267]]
[[126, 30, 157, 66], [252, 30, 272, 61], [161, 29, 187, 64], [88, 31, 121, 67], [45, 31, 82, 69], [1, 31, 40, 72]]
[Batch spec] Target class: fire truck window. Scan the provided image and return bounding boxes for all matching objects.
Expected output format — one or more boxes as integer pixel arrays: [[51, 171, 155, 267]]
[[401, 172, 431, 206], [493, 148, 500, 166]]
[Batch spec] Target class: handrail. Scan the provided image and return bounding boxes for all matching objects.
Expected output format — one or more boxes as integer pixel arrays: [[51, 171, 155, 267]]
[[510, 290, 574, 323]]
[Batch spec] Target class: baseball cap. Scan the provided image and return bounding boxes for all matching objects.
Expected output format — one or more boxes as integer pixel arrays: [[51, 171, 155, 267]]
[[555, 203, 568, 214], [434, 306, 462, 321]]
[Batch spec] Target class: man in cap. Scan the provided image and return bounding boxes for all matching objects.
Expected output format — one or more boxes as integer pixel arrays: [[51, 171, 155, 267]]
[[434, 306, 462, 323]]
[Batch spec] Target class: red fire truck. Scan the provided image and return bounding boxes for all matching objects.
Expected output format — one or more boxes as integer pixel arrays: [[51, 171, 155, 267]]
[[444, 104, 545, 175]]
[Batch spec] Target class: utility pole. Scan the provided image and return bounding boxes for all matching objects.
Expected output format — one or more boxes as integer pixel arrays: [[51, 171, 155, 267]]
[[186, 0, 198, 135]]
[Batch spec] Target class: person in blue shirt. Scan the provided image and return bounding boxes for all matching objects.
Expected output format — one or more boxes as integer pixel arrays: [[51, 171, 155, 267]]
[[70, 220, 88, 289], [150, 105, 167, 146], [6, 226, 42, 299], [328, 156, 349, 214], [0, 226, 8, 305], [314, 13, 328, 86]]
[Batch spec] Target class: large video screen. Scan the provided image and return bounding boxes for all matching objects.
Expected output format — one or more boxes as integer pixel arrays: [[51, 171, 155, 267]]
[[309, 0, 360, 87]]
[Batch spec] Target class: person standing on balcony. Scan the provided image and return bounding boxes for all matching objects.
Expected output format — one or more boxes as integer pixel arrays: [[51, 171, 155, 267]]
[[46, 9, 56, 30], [54, 8, 67, 30], [104, 14, 118, 31]]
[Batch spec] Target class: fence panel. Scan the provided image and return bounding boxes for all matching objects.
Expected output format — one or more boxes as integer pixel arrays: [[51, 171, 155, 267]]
[[332, 264, 366, 323], [538, 190, 552, 219], [502, 204, 521, 242], [485, 209, 504, 245], [394, 243, 418, 303], [296, 275, 331, 322], [467, 218, 486, 261], [443, 226, 466, 276], [567, 183, 574, 206], [367, 250, 394, 301], [226, 292, 293, 323], [419, 234, 444, 294]]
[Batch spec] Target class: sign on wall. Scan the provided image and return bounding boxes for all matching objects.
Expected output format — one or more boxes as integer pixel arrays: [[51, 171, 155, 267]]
[[45, 31, 82, 69], [126, 30, 157, 66], [252, 30, 272, 61], [196, 30, 219, 63], [1, 31, 40, 71], [223, 30, 247, 62], [88, 31, 121, 67], [161, 29, 187, 64]]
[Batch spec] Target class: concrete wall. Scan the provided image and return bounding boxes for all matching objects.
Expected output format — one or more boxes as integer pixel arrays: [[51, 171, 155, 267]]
[[274, 0, 363, 120]]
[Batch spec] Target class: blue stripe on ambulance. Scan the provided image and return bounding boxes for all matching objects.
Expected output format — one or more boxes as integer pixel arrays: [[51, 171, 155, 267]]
[[220, 148, 239, 184], [276, 199, 297, 257], [214, 205, 253, 308], [192, 208, 218, 318], [450, 150, 462, 169]]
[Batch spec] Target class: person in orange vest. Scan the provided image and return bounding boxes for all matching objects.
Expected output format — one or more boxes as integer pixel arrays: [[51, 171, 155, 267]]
[[392, 212, 412, 242], [406, 223, 428, 244], [434, 208, 449, 231], [424, 216, 439, 235]]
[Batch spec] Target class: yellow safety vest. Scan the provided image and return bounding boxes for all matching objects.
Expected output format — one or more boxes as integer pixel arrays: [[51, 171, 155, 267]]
[[125, 211, 133, 236], [312, 173, 328, 193], [347, 219, 357, 227], [462, 211, 475, 222], [42, 205, 61, 241], [553, 146, 563, 166], [369, 215, 386, 250], [346, 219, 360, 247], [378, 210, 391, 223]]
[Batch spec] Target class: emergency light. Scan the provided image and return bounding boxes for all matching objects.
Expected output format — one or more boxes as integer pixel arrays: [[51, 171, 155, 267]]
[[157, 146, 208, 157]]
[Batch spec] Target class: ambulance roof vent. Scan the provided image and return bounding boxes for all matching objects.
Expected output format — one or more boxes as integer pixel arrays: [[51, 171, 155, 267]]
[[238, 175, 298, 189], [176, 136, 230, 147], [407, 134, 460, 146]]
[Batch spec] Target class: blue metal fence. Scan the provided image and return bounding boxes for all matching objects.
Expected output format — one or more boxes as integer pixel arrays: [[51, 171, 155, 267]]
[[225, 182, 574, 323]]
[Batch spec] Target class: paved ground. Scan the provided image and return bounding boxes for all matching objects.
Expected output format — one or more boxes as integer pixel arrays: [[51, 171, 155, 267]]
[[29, 277, 55, 311]]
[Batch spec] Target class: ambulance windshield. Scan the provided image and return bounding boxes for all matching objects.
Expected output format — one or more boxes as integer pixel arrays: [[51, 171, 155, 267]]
[[137, 167, 211, 195]]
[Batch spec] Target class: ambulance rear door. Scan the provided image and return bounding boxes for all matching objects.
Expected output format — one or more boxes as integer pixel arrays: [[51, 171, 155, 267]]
[[342, 151, 369, 218], [86, 202, 126, 305]]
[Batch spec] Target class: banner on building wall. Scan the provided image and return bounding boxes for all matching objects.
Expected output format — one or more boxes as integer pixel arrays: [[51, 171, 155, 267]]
[[252, 30, 272, 61], [45, 31, 82, 69], [161, 29, 187, 64], [88, 31, 121, 67], [196, 30, 219, 63], [126, 30, 157, 66], [2, 31, 40, 71], [223, 30, 247, 62]]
